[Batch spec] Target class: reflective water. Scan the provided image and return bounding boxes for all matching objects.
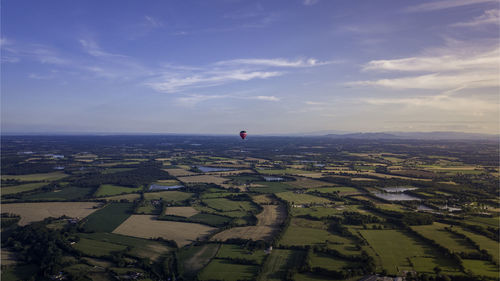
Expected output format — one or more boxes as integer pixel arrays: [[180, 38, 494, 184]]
[[196, 166, 235, 172], [149, 184, 183, 191], [373, 192, 421, 201]]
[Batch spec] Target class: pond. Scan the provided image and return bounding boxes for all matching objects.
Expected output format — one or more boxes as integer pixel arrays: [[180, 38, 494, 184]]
[[417, 204, 434, 211], [196, 166, 235, 172], [263, 176, 284, 182], [381, 186, 418, 193], [372, 192, 421, 201], [149, 184, 183, 191]]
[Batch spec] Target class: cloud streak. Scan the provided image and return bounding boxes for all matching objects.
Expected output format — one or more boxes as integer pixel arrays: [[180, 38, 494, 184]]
[[452, 9, 499, 27], [406, 0, 497, 12]]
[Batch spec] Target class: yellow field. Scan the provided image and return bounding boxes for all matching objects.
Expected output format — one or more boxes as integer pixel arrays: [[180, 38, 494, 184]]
[[2, 202, 102, 226], [165, 206, 199, 217], [164, 168, 196, 177], [252, 194, 277, 204], [178, 175, 229, 185], [112, 215, 216, 247], [211, 205, 284, 241]]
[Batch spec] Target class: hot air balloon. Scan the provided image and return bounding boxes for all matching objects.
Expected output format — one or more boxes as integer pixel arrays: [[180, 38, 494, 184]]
[[240, 130, 247, 140]]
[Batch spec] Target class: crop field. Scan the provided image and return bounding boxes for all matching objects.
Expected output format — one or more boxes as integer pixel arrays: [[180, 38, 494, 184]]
[[189, 213, 231, 226], [411, 222, 477, 254], [2, 202, 101, 226], [251, 194, 276, 204], [1, 182, 46, 195], [94, 184, 142, 197], [178, 244, 220, 278], [249, 181, 293, 193], [309, 253, 357, 271], [144, 190, 193, 202], [78, 232, 171, 261], [164, 168, 196, 177], [359, 229, 460, 275], [165, 206, 199, 217], [257, 168, 316, 176], [279, 218, 341, 247], [275, 191, 331, 205], [112, 215, 216, 247], [211, 226, 275, 241], [256, 205, 285, 226], [2, 172, 68, 182], [198, 259, 258, 281], [259, 249, 304, 281], [72, 237, 127, 257], [452, 227, 499, 263], [178, 175, 229, 185], [100, 193, 141, 202], [287, 177, 332, 189], [202, 198, 257, 212], [216, 244, 266, 264], [461, 259, 499, 278], [82, 203, 133, 232], [23, 186, 93, 201]]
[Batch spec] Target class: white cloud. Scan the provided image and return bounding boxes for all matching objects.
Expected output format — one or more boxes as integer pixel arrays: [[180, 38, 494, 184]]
[[252, 95, 280, 101], [79, 39, 126, 58], [352, 72, 498, 90], [406, 0, 497, 12], [452, 9, 499, 27], [363, 48, 499, 72], [352, 43, 500, 90], [148, 70, 282, 93], [303, 0, 319, 6], [216, 58, 329, 68], [144, 16, 163, 28], [305, 101, 325, 105]]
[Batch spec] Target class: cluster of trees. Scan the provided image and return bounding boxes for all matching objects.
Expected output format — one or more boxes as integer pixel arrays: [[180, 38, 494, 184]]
[[73, 163, 172, 188]]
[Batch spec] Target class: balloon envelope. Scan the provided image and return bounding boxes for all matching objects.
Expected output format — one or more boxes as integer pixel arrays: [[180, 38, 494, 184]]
[[239, 131, 247, 139]]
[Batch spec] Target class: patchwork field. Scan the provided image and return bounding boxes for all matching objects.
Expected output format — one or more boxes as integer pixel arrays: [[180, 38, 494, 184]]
[[1, 182, 46, 195], [179, 244, 220, 278], [198, 259, 258, 281], [411, 222, 477, 254], [359, 229, 460, 275], [144, 191, 193, 202], [112, 215, 216, 247], [178, 175, 229, 185], [163, 168, 196, 177], [259, 249, 304, 281], [2, 172, 68, 182], [2, 202, 101, 226], [94, 184, 142, 197], [165, 206, 199, 217], [275, 191, 331, 205], [23, 186, 93, 201], [83, 203, 133, 232]]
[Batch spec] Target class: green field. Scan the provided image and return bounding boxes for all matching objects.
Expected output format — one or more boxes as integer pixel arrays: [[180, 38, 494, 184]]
[[453, 227, 500, 263], [178, 244, 221, 278], [94, 184, 142, 197], [2, 172, 68, 182], [249, 182, 294, 193], [202, 198, 257, 212], [291, 205, 362, 218], [461, 259, 499, 278], [198, 259, 258, 281], [72, 237, 127, 257], [279, 219, 341, 247], [309, 252, 357, 271], [144, 191, 193, 202], [216, 244, 266, 264], [258, 249, 304, 281], [83, 203, 133, 232], [189, 213, 231, 226], [78, 232, 171, 261], [101, 168, 134, 174], [275, 192, 331, 205], [1, 182, 46, 195], [23, 186, 93, 201], [411, 222, 477, 254], [306, 186, 360, 195], [359, 229, 460, 275], [1, 264, 39, 281], [257, 168, 315, 175]]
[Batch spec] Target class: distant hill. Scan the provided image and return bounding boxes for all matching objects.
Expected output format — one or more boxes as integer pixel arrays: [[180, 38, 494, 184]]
[[325, 131, 499, 141]]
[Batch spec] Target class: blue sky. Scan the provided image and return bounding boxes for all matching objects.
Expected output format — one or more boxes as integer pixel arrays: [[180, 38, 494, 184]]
[[1, 0, 499, 134]]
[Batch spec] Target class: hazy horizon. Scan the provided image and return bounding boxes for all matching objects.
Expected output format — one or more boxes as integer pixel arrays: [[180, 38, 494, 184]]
[[2, 0, 499, 134]]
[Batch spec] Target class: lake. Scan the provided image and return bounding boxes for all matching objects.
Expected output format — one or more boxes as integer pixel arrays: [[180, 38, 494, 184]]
[[373, 192, 421, 201], [196, 165, 235, 172], [381, 186, 418, 193], [149, 184, 183, 191], [263, 176, 284, 182]]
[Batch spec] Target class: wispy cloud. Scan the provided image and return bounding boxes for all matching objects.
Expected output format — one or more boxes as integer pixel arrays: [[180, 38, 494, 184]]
[[303, 0, 319, 6], [175, 93, 280, 106], [216, 58, 330, 67], [148, 56, 326, 93], [351, 43, 499, 90], [148, 70, 282, 93], [251, 95, 280, 101], [79, 39, 126, 58], [406, 0, 497, 12], [144, 16, 163, 28], [452, 9, 499, 27]]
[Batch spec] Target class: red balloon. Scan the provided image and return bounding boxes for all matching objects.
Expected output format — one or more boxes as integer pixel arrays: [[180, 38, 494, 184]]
[[239, 130, 247, 139]]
